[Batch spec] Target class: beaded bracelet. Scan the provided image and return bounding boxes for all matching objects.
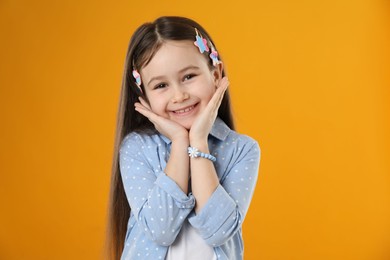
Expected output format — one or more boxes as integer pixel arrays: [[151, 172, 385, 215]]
[[187, 147, 216, 162]]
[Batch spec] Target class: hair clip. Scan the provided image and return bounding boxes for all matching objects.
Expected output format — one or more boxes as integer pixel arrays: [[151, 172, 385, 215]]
[[193, 28, 209, 54], [132, 69, 142, 93], [209, 47, 220, 66]]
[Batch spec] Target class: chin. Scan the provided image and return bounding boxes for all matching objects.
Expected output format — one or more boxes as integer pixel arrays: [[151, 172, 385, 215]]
[[175, 120, 193, 131], [180, 122, 192, 131]]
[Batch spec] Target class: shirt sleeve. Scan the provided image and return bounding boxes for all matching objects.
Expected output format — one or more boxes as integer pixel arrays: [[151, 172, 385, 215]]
[[188, 139, 261, 246], [119, 133, 195, 246]]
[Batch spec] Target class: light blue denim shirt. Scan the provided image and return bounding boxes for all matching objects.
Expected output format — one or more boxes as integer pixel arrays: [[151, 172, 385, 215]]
[[119, 117, 261, 260]]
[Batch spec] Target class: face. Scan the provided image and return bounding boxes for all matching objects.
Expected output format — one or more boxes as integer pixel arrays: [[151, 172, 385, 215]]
[[140, 40, 222, 130]]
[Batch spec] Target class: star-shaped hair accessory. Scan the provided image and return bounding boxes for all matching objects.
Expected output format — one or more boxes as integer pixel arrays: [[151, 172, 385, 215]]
[[132, 69, 141, 86], [209, 48, 220, 66], [193, 28, 209, 54], [132, 69, 143, 93]]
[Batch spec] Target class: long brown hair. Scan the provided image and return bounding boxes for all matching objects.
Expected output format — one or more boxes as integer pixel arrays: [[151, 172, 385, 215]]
[[105, 16, 235, 259]]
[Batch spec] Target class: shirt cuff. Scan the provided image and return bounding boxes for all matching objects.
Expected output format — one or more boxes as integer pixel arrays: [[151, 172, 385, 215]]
[[188, 184, 236, 232], [155, 173, 195, 209]]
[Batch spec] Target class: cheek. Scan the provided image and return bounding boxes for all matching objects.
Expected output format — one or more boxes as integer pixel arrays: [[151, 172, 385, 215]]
[[201, 84, 216, 102], [150, 101, 162, 113], [148, 96, 167, 115]]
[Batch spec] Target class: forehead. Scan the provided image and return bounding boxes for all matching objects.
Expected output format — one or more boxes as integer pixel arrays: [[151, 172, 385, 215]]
[[141, 40, 209, 77]]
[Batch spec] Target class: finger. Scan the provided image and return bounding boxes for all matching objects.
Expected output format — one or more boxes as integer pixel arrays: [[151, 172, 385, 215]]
[[134, 102, 152, 115], [205, 89, 225, 116], [139, 97, 152, 110], [214, 85, 228, 111], [134, 103, 159, 124], [217, 77, 229, 89], [134, 103, 150, 117], [210, 80, 228, 110], [138, 101, 160, 123]]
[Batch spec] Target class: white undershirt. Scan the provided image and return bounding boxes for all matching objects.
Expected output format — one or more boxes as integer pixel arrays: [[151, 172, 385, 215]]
[[166, 219, 217, 260]]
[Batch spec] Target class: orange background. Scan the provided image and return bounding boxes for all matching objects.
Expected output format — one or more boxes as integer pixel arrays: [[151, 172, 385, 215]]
[[1, 0, 389, 259]]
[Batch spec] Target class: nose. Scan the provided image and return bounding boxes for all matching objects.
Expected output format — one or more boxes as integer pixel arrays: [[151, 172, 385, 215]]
[[171, 87, 189, 103]]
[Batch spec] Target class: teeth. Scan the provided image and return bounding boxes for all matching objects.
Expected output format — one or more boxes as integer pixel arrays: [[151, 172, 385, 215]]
[[175, 105, 194, 114]]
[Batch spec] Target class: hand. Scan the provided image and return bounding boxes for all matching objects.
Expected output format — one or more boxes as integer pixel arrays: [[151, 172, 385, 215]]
[[134, 97, 189, 142], [189, 77, 229, 145]]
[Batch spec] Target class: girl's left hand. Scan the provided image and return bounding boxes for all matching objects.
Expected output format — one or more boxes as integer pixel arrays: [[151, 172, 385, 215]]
[[189, 77, 229, 145]]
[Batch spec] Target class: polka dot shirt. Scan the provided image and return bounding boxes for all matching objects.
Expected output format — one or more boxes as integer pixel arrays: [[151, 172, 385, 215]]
[[119, 117, 261, 260]]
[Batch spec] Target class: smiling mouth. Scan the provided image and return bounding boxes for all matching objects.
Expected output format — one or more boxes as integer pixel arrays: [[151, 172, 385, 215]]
[[172, 104, 197, 114]]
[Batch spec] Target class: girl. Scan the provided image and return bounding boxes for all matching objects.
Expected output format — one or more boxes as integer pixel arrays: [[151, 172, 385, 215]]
[[106, 16, 261, 260]]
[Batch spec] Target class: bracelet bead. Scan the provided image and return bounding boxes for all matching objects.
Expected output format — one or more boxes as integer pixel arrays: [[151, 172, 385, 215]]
[[188, 147, 216, 162]]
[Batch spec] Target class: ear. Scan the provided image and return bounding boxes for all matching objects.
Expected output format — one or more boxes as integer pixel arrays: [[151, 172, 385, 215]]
[[212, 62, 224, 86]]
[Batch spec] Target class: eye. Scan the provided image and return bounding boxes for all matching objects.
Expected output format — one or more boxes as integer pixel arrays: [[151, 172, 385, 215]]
[[154, 83, 167, 90], [183, 74, 196, 81]]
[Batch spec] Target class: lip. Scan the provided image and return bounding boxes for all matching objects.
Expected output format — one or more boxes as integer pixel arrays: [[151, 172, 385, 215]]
[[170, 103, 199, 117]]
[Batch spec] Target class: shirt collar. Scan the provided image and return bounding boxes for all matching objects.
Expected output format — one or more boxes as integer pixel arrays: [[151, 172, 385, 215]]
[[160, 117, 231, 144]]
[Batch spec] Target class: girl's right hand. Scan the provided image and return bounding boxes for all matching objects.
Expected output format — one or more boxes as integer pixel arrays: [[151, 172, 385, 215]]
[[134, 97, 189, 142]]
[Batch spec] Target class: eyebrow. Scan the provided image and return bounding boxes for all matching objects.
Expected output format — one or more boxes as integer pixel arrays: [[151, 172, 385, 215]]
[[146, 65, 201, 87]]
